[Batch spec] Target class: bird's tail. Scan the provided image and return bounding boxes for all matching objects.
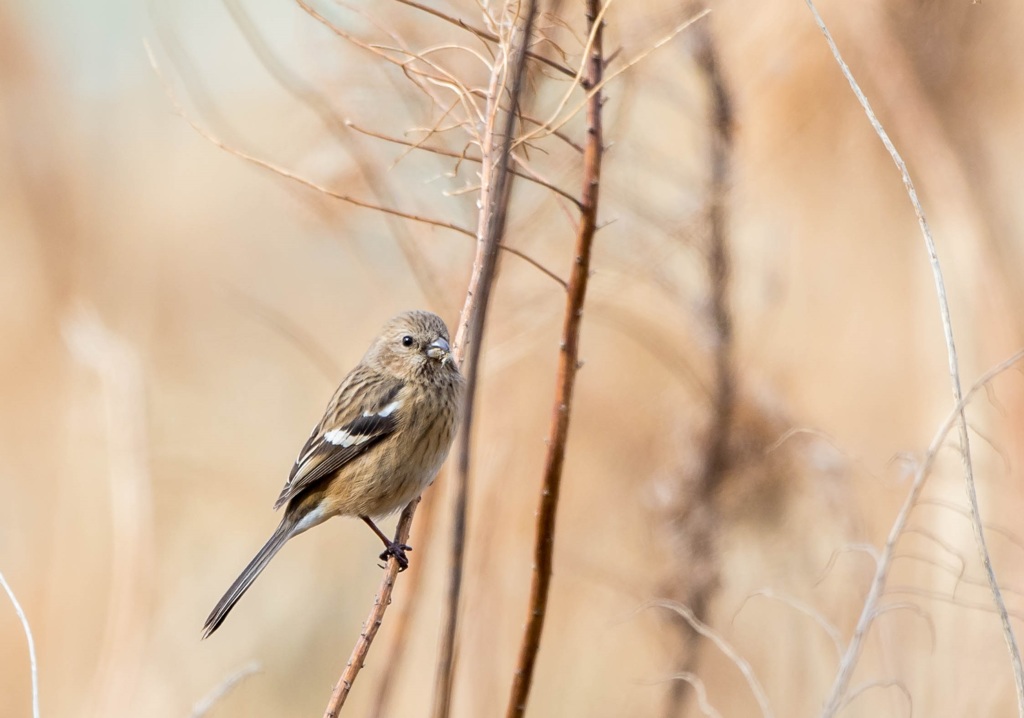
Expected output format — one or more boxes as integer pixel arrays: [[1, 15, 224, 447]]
[[202, 520, 292, 638]]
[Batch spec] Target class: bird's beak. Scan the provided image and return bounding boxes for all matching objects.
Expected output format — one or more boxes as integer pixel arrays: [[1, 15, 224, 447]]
[[426, 336, 451, 363]]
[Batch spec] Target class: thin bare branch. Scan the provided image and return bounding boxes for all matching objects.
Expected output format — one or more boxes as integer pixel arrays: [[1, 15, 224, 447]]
[[520, 112, 585, 153], [221, 285, 341, 382], [299, 0, 488, 129], [842, 680, 912, 716], [191, 661, 262, 718], [916, 499, 1024, 558], [807, 0, 1024, 709], [902, 527, 970, 569], [393, 0, 575, 78], [516, 9, 711, 146], [815, 543, 881, 587], [346, 121, 584, 209], [222, 0, 452, 310], [504, 2, 602, 715], [368, 476, 444, 718], [649, 600, 775, 718], [322, 499, 419, 716], [734, 589, 843, 661], [872, 603, 936, 649], [497, 244, 568, 289], [666, 673, 724, 718], [434, 4, 539, 715], [510, 151, 584, 209], [891, 551, 966, 586], [148, 40, 474, 236], [0, 569, 38, 718], [817, 347, 1024, 717], [886, 586, 1024, 623]]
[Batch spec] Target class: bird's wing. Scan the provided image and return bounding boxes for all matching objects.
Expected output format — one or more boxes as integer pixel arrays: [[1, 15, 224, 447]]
[[273, 377, 404, 509]]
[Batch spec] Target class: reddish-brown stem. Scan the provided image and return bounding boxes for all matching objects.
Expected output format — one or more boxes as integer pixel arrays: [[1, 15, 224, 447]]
[[433, 4, 540, 717], [503, 1, 603, 716], [367, 473, 443, 718], [322, 499, 417, 717]]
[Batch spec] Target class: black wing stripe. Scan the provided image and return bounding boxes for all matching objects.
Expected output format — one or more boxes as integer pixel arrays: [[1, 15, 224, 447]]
[[274, 380, 403, 509]]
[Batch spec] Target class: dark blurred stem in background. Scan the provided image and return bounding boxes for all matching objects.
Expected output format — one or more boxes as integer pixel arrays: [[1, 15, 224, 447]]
[[663, 13, 735, 718]]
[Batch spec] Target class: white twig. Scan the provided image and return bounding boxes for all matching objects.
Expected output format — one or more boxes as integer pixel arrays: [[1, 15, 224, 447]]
[[649, 600, 775, 718], [667, 672, 723, 718], [843, 679, 912, 716], [0, 569, 39, 718], [804, 2, 1024, 713], [814, 543, 880, 587], [873, 603, 936, 650], [191, 661, 262, 718], [734, 589, 843, 661], [815, 344, 1024, 716]]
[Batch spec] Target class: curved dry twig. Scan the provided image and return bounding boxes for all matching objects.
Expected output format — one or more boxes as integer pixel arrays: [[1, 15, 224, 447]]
[[346, 121, 584, 210], [191, 661, 262, 718], [842, 679, 913, 716], [733, 589, 843, 661], [815, 543, 881, 587], [648, 600, 775, 718], [817, 347, 1024, 717], [916, 498, 1024, 559], [872, 602, 937, 650], [221, 285, 341, 382], [806, 0, 1024, 711], [515, 9, 711, 147], [221, 0, 452, 310], [148, 41, 568, 295], [0, 569, 38, 718], [393, 0, 576, 78], [300, 0, 488, 132], [667, 672, 724, 718], [146, 40, 474, 237], [885, 585, 1024, 623]]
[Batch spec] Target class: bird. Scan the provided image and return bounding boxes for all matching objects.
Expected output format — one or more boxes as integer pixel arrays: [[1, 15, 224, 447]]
[[202, 310, 464, 638]]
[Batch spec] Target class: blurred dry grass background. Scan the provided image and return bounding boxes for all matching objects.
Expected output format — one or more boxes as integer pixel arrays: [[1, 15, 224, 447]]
[[3, 0, 1024, 716]]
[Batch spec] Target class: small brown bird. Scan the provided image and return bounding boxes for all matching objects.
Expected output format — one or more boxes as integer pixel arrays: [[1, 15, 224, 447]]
[[203, 310, 463, 638]]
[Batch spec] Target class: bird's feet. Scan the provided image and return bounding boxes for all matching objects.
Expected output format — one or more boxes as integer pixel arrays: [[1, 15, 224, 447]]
[[378, 541, 412, 571]]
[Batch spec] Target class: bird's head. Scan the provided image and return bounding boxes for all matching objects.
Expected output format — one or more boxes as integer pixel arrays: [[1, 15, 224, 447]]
[[367, 310, 458, 380]]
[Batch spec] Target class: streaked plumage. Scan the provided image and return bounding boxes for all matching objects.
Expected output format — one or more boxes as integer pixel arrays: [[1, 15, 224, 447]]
[[203, 310, 463, 638]]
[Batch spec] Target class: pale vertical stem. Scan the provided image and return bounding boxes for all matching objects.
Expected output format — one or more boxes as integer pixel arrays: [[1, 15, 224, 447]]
[[803, 1, 1024, 714], [322, 2, 538, 714], [433, 3, 540, 717]]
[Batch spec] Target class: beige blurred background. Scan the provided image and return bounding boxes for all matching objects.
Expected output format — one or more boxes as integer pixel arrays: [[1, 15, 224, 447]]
[[3, 0, 1024, 716]]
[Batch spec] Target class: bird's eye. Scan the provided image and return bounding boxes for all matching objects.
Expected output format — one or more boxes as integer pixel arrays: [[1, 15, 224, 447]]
[[401, 335, 414, 347]]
